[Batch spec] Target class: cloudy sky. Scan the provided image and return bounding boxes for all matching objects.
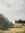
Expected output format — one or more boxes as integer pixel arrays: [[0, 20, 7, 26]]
[[0, 0, 25, 23]]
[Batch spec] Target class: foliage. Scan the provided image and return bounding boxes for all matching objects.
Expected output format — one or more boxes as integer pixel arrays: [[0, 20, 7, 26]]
[[15, 19, 25, 23], [0, 13, 10, 30]]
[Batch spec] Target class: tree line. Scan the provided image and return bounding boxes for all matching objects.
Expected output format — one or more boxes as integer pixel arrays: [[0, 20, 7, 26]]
[[15, 20, 25, 23]]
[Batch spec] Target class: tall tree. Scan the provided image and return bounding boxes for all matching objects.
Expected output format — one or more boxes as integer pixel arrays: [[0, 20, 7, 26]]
[[0, 13, 10, 30]]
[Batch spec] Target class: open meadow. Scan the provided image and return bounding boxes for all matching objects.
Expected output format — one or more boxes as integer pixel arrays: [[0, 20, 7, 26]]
[[0, 25, 25, 33]]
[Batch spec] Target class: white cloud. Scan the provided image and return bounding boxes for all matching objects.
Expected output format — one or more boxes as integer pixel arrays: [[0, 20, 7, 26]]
[[0, 0, 25, 22]]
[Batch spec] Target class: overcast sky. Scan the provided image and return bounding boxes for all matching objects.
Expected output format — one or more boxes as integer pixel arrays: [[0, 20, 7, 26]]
[[0, 0, 25, 23]]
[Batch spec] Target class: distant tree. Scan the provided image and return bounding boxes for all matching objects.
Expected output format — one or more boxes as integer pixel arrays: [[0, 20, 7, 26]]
[[22, 20, 25, 23], [15, 20, 18, 23], [18, 20, 22, 23], [22, 20, 25, 26], [18, 19, 25, 26]]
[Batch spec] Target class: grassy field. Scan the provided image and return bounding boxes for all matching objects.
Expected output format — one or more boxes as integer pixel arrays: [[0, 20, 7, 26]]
[[0, 25, 25, 33]]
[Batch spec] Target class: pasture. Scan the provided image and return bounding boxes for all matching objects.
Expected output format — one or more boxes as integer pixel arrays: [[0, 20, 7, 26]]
[[0, 24, 25, 33]]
